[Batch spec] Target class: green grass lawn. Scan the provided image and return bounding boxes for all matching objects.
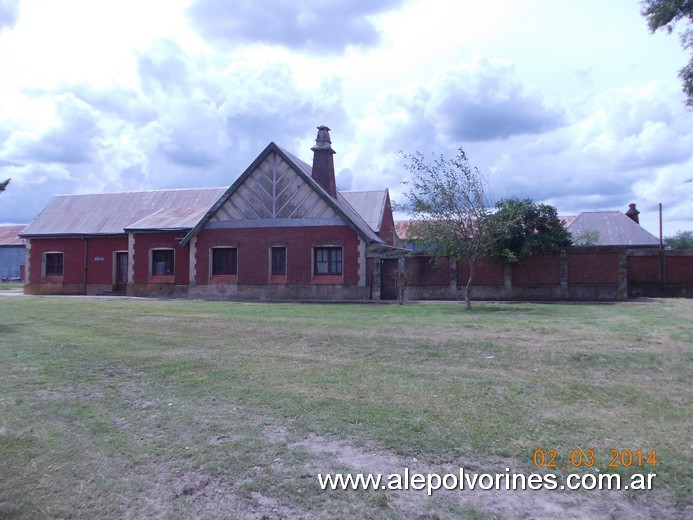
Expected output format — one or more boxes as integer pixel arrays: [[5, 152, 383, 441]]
[[0, 296, 690, 519]]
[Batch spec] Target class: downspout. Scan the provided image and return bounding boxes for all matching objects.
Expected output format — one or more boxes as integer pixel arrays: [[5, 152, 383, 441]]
[[83, 235, 88, 295], [659, 203, 665, 296]]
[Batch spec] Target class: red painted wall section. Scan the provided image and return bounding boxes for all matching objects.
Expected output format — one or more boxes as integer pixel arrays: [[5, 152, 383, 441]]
[[85, 237, 128, 284], [627, 256, 659, 284], [26, 236, 127, 292], [194, 225, 361, 286], [27, 238, 83, 285], [133, 232, 189, 285], [457, 257, 505, 285], [568, 252, 619, 284], [512, 255, 560, 285]]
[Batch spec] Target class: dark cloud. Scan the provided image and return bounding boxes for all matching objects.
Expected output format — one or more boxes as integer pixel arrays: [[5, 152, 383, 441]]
[[427, 60, 564, 142], [187, 0, 404, 53], [0, 0, 19, 30], [0, 163, 80, 224], [17, 95, 101, 165]]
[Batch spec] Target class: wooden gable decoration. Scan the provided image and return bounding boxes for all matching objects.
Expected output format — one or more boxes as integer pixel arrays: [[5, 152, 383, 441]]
[[208, 150, 340, 225], [181, 142, 376, 247]]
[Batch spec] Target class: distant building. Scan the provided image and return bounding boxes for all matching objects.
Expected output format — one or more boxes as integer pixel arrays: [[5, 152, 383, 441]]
[[0, 225, 26, 281], [566, 205, 659, 247]]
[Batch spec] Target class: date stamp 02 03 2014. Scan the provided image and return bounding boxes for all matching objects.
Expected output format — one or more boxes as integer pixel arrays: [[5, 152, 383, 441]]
[[532, 448, 657, 470]]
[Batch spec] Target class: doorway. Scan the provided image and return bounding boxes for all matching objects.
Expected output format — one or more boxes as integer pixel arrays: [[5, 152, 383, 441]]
[[115, 252, 128, 292]]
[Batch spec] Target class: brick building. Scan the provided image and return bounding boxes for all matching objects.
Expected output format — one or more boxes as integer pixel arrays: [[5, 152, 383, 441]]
[[21, 126, 400, 299]]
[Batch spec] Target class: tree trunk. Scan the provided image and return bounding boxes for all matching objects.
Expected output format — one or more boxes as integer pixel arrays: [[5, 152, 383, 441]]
[[465, 256, 476, 310]]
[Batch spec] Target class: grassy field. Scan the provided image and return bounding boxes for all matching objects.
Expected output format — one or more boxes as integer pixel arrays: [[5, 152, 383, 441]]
[[0, 296, 690, 519]]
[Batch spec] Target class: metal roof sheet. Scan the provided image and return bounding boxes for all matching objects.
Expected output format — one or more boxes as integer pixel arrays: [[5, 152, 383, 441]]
[[0, 225, 26, 246], [340, 191, 387, 232], [125, 207, 213, 231], [567, 211, 660, 246], [21, 188, 227, 236]]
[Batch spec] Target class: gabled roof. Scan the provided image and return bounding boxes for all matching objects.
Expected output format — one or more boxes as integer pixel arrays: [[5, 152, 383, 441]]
[[181, 142, 383, 245], [341, 190, 389, 233], [20, 188, 227, 237], [567, 211, 659, 246], [0, 225, 26, 246]]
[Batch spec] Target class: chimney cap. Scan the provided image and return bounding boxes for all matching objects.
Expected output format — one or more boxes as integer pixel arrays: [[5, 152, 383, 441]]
[[311, 125, 335, 153], [625, 202, 640, 223]]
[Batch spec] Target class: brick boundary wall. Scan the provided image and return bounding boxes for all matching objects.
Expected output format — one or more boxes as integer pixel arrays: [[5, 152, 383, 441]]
[[397, 247, 693, 302]]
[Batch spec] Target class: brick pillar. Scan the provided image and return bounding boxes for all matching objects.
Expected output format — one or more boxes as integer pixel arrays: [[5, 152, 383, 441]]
[[560, 248, 569, 299], [450, 256, 457, 297], [372, 258, 382, 300], [617, 248, 628, 300], [504, 262, 512, 299]]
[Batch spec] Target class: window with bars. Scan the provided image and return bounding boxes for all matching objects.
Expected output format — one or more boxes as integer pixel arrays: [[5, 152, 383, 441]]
[[45, 252, 63, 276], [271, 247, 286, 276], [211, 247, 237, 276], [151, 249, 174, 276], [314, 247, 342, 275]]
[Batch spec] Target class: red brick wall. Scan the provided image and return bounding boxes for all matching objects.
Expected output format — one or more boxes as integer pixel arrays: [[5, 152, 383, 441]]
[[568, 251, 619, 284], [406, 256, 449, 286], [458, 257, 505, 285], [133, 232, 189, 285], [194, 225, 361, 286], [627, 256, 659, 283], [85, 236, 128, 284], [665, 255, 693, 284], [27, 237, 84, 285], [512, 255, 560, 285], [26, 236, 126, 293]]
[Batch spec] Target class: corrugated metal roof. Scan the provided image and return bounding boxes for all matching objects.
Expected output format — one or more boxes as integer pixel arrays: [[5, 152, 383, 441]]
[[340, 191, 387, 232], [567, 211, 660, 246], [394, 220, 412, 240], [21, 188, 227, 236], [125, 207, 212, 231], [0, 225, 26, 246]]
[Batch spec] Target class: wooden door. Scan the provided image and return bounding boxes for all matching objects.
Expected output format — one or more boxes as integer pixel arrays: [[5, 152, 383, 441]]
[[115, 252, 128, 292], [380, 258, 398, 300]]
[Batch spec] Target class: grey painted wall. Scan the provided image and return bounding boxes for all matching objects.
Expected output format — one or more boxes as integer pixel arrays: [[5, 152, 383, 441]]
[[0, 246, 25, 280]]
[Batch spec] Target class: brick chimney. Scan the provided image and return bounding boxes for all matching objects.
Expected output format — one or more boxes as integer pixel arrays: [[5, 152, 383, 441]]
[[311, 125, 337, 198], [626, 203, 640, 224]]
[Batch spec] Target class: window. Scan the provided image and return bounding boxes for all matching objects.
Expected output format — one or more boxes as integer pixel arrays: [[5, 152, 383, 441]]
[[314, 247, 342, 275], [271, 247, 286, 276], [212, 247, 237, 276], [152, 249, 174, 276], [45, 252, 63, 276]]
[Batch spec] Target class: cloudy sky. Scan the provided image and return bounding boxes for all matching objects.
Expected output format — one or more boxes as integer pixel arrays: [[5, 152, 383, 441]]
[[0, 0, 691, 236]]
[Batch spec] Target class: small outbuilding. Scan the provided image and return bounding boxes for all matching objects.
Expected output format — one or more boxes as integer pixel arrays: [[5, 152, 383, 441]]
[[0, 225, 26, 281]]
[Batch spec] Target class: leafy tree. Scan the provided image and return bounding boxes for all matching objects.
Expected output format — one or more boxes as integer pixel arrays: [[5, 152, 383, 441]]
[[572, 229, 601, 247], [641, 0, 693, 106], [0, 178, 9, 194], [483, 197, 572, 262], [400, 148, 491, 309], [665, 229, 693, 249]]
